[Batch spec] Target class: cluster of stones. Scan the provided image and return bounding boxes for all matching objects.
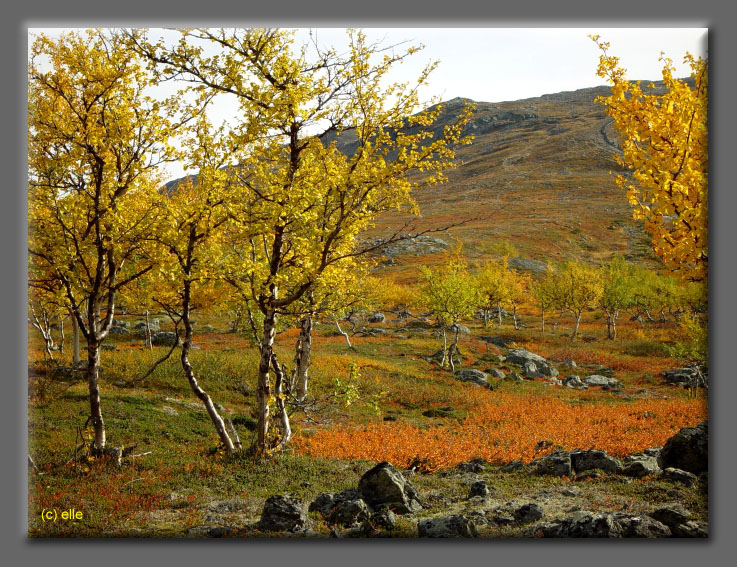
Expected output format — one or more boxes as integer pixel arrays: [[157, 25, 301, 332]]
[[183, 420, 707, 538], [454, 341, 623, 391], [525, 420, 707, 482], [258, 462, 422, 536]]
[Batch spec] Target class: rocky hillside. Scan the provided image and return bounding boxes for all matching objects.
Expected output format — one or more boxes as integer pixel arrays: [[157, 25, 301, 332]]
[[166, 83, 676, 278]]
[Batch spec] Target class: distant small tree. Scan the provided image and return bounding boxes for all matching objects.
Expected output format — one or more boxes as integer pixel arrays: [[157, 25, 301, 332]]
[[599, 256, 636, 339], [530, 266, 560, 333], [555, 261, 603, 341], [476, 257, 510, 327], [420, 252, 479, 371], [506, 268, 530, 331]]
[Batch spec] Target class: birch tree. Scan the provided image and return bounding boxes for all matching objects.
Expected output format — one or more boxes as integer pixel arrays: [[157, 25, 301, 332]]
[[28, 30, 178, 454], [130, 28, 472, 453]]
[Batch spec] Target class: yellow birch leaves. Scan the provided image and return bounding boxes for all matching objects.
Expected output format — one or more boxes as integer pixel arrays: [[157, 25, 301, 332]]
[[591, 35, 708, 282]]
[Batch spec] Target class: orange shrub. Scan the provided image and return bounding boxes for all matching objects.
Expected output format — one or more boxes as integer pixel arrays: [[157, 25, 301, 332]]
[[294, 392, 706, 472]]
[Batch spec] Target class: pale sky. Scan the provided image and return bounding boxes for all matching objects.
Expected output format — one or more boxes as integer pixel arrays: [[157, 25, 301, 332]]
[[28, 27, 708, 180]]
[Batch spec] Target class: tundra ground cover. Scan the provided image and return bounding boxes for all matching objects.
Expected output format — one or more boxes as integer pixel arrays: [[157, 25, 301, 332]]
[[27, 304, 707, 536]]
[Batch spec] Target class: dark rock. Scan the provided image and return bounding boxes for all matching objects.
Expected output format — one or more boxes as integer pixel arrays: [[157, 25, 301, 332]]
[[531, 451, 572, 477], [457, 460, 485, 473], [151, 331, 179, 346], [308, 493, 336, 517], [480, 336, 516, 348], [331, 498, 371, 527], [501, 460, 523, 473], [662, 467, 698, 486], [207, 526, 237, 538], [108, 325, 131, 336], [662, 366, 707, 388], [672, 520, 708, 537], [487, 368, 506, 379], [358, 462, 423, 514], [649, 503, 691, 528], [418, 515, 478, 538], [369, 509, 397, 530], [468, 480, 489, 499], [514, 503, 543, 524], [368, 312, 386, 323], [454, 369, 491, 389], [530, 511, 671, 538], [570, 449, 622, 474], [622, 454, 661, 478], [660, 421, 708, 474], [258, 495, 310, 532]]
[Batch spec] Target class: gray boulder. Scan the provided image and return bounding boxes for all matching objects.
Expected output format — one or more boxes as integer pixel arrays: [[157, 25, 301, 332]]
[[660, 420, 707, 474], [418, 515, 478, 538], [570, 449, 622, 474], [672, 520, 709, 537], [583, 375, 621, 389], [523, 361, 541, 378], [258, 495, 310, 532], [358, 462, 423, 514], [369, 509, 397, 531], [622, 454, 662, 478], [450, 323, 470, 335], [662, 467, 698, 486], [531, 511, 671, 538], [468, 480, 490, 499], [531, 451, 572, 477], [108, 325, 131, 336], [506, 348, 548, 367], [649, 503, 691, 528], [487, 368, 506, 379], [332, 498, 371, 527], [151, 331, 179, 346], [368, 312, 386, 323], [514, 503, 544, 524], [454, 369, 492, 389], [562, 375, 588, 390]]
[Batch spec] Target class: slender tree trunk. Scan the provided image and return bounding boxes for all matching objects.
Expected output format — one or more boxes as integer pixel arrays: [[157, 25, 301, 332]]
[[496, 303, 503, 327], [256, 308, 277, 453], [512, 305, 519, 330], [72, 311, 80, 366], [440, 327, 447, 368], [271, 353, 291, 449], [294, 315, 313, 402], [86, 338, 105, 453], [553, 309, 564, 330], [611, 312, 617, 339], [449, 326, 460, 373], [571, 311, 582, 341], [144, 309, 152, 350], [59, 317, 65, 354], [606, 310, 618, 340], [181, 279, 235, 453], [483, 308, 490, 328], [334, 316, 352, 348], [541, 305, 546, 333]]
